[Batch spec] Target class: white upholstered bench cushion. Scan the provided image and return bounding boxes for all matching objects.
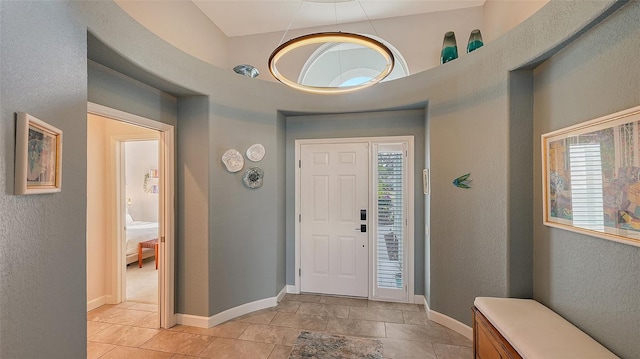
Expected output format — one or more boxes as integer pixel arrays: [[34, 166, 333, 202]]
[[474, 297, 618, 359]]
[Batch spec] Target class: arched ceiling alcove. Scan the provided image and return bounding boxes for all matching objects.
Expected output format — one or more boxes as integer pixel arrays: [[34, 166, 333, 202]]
[[115, 0, 549, 86]]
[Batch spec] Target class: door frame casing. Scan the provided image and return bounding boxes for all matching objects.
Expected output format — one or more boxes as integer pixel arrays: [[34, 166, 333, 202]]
[[88, 102, 176, 328], [115, 134, 159, 305], [294, 136, 415, 302]]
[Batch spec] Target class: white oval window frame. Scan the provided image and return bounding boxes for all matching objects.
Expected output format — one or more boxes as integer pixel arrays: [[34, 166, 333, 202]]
[[298, 34, 409, 87]]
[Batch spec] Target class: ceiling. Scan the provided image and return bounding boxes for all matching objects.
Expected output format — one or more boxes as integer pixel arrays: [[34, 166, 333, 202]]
[[193, 0, 486, 38]]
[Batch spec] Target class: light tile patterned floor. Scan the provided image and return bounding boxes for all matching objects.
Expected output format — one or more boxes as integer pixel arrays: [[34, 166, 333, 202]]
[[87, 293, 472, 359]]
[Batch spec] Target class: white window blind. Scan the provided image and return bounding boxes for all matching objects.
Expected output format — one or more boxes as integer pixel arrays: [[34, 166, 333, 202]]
[[376, 150, 404, 289], [569, 143, 604, 231]]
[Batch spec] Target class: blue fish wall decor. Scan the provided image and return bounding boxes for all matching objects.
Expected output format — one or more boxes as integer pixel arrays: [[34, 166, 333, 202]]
[[453, 173, 472, 188]]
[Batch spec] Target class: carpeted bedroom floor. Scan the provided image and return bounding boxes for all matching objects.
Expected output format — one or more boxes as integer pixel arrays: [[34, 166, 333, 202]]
[[87, 293, 472, 359], [126, 256, 158, 304]]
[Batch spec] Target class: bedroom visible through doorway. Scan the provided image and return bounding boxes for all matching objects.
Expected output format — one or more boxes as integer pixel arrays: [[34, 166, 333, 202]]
[[87, 103, 176, 330], [123, 140, 160, 305], [86, 113, 161, 323]]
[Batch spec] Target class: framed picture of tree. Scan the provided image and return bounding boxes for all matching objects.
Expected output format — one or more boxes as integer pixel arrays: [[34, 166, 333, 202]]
[[15, 112, 63, 195]]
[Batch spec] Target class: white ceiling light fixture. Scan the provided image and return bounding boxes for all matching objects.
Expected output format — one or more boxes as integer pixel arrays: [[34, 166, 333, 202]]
[[268, 0, 395, 95]]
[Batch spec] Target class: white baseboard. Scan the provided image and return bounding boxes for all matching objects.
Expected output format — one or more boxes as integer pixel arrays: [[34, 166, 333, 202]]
[[176, 291, 284, 328], [277, 286, 287, 302], [418, 295, 472, 340], [207, 296, 276, 327], [429, 308, 473, 339], [286, 285, 298, 294], [176, 289, 472, 339], [87, 296, 107, 312], [88, 294, 123, 312], [104, 295, 116, 305], [176, 313, 211, 328]]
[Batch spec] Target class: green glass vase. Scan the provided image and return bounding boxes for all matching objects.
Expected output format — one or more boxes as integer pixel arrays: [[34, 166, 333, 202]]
[[440, 31, 458, 64], [467, 29, 484, 53]]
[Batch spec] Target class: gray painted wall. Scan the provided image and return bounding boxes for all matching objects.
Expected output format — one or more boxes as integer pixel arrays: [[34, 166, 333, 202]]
[[532, 2, 640, 358], [208, 103, 281, 313], [285, 110, 427, 294], [2, 0, 637, 357], [276, 113, 287, 291], [88, 61, 178, 125], [0, 2, 87, 358], [177, 96, 211, 316], [508, 70, 534, 298]]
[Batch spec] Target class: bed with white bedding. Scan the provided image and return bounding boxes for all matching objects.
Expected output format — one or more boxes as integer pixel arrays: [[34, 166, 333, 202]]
[[125, 215, 158, 265]]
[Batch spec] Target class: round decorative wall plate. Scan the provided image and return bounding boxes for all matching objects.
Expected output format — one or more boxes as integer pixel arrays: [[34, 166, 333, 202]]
[[243, 167, 264, 189], [222, 149, 244, 172], [246, 144, 265, 162]]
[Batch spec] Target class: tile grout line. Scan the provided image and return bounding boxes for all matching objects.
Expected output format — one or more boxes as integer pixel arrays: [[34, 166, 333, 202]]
[[194, 335, 217, 358], [134, 328, 163, 350], [428, 342, 440, 359], [94, 343, 117, 359]]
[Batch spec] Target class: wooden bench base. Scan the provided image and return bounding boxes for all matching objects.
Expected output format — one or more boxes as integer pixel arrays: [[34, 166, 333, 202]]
[[472, 297, 618, 359], [473, 307, 521, 359]]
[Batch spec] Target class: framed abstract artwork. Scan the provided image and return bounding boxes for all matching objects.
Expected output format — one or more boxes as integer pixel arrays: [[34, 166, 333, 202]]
[[542, 105, 640, 247], [15, 112, 63, 195]]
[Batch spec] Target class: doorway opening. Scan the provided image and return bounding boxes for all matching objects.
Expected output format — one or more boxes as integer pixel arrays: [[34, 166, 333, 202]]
[[123, 139, 160, 305], [86, 103, 176, 329], [294, 136, 414, 302]]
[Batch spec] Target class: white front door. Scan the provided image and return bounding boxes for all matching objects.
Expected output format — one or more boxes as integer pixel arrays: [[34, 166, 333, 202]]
[[300, 142, 369, 297]]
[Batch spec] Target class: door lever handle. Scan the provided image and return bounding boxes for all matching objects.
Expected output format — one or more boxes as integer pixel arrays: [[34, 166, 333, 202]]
[[355, 225, 367, 232]]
